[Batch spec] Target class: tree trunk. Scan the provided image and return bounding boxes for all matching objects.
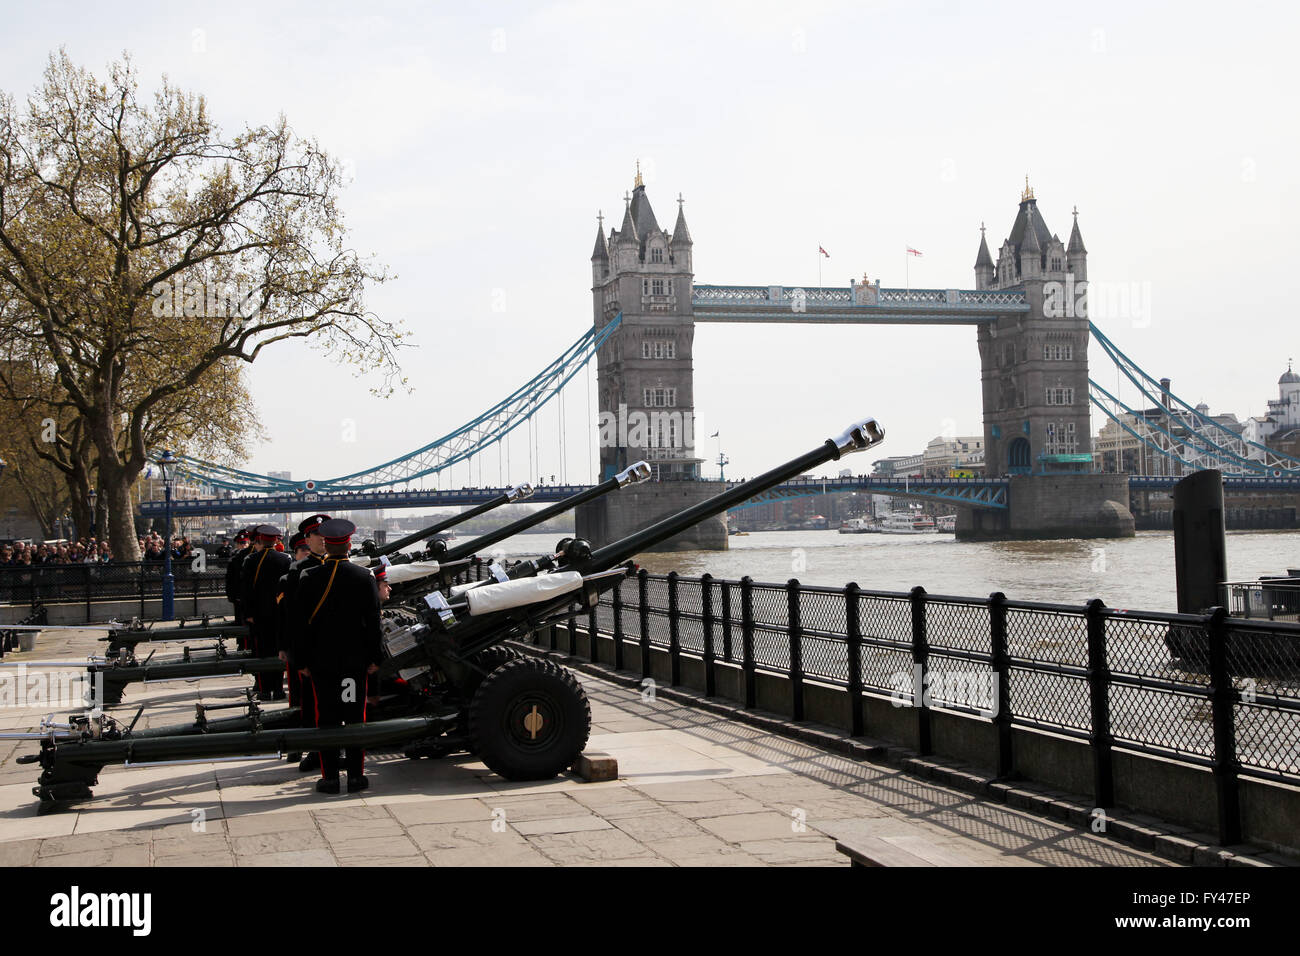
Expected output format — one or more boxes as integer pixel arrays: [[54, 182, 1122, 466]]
[[105, 474, 141, 561]]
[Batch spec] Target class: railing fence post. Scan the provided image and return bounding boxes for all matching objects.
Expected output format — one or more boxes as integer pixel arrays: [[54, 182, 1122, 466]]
[[787, 578, 804, 722], [1205, 606, 1242, 846], [845, 583, 864, 737], [741, 576, 756, 709], [585, 602, 595, 659], [638, 569, 651, 680], [909, 586, 931, 755], [667, 572, 681, 687], [721, 581, 734, 664], [612, 579, 625, 667], [701, 573, 716, 698], [1085, 599, 1115, 809], [988, 591, 1013, 778]]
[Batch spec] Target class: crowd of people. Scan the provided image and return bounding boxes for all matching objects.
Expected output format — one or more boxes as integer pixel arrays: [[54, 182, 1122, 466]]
[[1, 538, 114, 566], [0, 531, 207, 567]]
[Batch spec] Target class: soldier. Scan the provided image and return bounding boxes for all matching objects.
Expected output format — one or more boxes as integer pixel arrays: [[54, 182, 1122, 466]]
[[374, 563, 391, 604], [277, 514, 331, 772], [293, 518, 383, 794], [225, 529, 252, 649], [241, 524, 291, 700]]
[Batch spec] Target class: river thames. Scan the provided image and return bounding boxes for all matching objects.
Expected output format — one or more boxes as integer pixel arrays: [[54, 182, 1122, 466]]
[[484, 528, 1298, 612]]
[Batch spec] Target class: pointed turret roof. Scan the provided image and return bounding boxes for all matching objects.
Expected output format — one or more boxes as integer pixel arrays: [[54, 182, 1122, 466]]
[[672, 195, 692, 245], [618, 195, 638, 243], [630, 184, 659, 239], [1067, 207, 1087, 255], [974, 223, 993, 269], [591, 213, 608, 261], [1019, 210, 1042, 255]]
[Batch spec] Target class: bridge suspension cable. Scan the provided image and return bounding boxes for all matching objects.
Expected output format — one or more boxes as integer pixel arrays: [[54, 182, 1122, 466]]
[[176, 314, 623, 494], [1089, 322, 1300, 476]]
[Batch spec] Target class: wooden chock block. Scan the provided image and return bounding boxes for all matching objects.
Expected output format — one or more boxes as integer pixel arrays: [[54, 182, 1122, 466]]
[[572, 752, 618, 782]]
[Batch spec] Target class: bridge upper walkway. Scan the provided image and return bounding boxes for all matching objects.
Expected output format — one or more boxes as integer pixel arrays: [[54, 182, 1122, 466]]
[[691, 284, 1025, 324]]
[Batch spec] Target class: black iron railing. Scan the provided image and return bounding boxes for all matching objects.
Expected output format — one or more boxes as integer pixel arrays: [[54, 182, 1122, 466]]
[[0, 561, 228, 617], [549, 570, 1300, 845]]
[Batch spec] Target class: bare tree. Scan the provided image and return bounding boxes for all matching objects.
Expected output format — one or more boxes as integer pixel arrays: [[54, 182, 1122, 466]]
[[0, 51, 403, 559]]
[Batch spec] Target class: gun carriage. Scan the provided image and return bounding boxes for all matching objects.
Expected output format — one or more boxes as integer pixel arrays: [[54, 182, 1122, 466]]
[[10, 418, 884, 811]]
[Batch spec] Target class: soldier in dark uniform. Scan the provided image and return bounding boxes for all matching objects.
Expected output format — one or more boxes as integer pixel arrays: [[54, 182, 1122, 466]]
[[292, 518, 383, 794], [241, 525, 291, 700], [225, 529, 252, 649], [276, 515, 331, 771]]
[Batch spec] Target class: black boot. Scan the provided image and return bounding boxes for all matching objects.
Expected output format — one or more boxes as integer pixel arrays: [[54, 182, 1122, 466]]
[[316, 776, 340, 794], [286, 752, 302, 763], [347, 775, 369, 794], [298, 752, 321, 773]]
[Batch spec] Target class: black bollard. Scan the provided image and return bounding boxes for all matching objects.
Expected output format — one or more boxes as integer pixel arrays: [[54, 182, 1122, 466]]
[[1172, 470, 1228, 613]]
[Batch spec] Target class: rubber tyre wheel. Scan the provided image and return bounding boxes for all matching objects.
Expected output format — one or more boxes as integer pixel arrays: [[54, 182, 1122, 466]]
[[469, 657, 591, 781], [464, 646, 524, 694], [456, 646, 527, 748]]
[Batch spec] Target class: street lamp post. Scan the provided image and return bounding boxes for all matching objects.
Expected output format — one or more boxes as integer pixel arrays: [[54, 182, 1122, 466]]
[[87, 489, 97, 538], [158, 451, 178, 620]]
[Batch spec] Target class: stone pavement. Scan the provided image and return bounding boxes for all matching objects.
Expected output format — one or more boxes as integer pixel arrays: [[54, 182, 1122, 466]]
[[0, 628, 1175, 866]]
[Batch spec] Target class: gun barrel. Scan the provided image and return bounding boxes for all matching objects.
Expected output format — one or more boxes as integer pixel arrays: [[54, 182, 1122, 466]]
[[369, 483, 534, 558], [583, 417, 884, 569], [440, 463, 651, 564]]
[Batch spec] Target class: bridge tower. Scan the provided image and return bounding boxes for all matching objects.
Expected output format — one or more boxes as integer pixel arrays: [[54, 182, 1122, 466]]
[[578, 166, 725, 551], [965, 180, 1133, 538]]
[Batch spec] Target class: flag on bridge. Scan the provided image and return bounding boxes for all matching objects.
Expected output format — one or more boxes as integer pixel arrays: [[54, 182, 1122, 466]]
[[906, 247, 923, 257], [818, 246, 830, 258]]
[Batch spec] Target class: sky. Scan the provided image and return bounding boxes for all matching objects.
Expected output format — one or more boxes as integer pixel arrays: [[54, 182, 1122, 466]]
[[3, 0, 1297, 492]]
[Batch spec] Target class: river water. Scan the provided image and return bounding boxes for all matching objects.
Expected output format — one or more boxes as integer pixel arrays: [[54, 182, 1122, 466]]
[[478, 528, 1299, 612]]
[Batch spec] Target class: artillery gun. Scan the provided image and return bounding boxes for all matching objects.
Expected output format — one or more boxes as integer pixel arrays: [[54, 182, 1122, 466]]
[[13, 417, 883, 811]]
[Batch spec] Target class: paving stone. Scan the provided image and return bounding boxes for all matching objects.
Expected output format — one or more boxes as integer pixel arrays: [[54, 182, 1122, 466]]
[[329, 835, 424, 859], [633, 780, 743, 803], [665, 797, 772, 819], [607, 810, 709, 843], [230, 829, 328, 856], [511, 815, 614, 837], [564, 787, 662, 818], [696, 811, 810, 844], [224, 811, 319, 836], [739, 837, 846, 865], [0, 838, 41, 866], [648, 833, 760, 863], [238, 849, 337, 867], [36, 845, 152, 866], [527, 828, 656, 864], [387, 799, 495, 826], [406, 822, 525, 852], [426, 844, 554, 867], [570, 856, 674, 866], [38, 830, 142, 856], [156, 850, 237, 867], [477, 792, 584, 822], [336, 854, 428, 866], [311, 805, 393, 824]]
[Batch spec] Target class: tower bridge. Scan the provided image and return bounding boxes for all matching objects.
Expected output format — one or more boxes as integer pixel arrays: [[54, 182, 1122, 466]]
[[153, 170, 1300, 547]]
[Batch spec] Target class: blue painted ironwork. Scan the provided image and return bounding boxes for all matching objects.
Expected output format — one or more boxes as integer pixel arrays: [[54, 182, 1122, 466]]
[[726, 475, 1008, 510], [173, 314, 625, 495], [1090, 322, 1300, 475], [142, 474, 1010, 517]]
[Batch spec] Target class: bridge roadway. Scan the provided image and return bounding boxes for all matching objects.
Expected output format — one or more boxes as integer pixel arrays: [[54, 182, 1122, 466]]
[[139, 474, 1300, 518]]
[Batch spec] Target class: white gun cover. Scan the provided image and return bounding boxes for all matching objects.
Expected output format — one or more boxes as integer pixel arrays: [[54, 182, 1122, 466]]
[[464, 571, 583, 616], [382, 560, 442, 584]]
